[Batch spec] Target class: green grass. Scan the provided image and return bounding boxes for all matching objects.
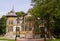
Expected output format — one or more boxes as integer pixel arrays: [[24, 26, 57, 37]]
[[0, 39, 15, 41], [47, 39, 60, 41], [0, 37, 15, 41]]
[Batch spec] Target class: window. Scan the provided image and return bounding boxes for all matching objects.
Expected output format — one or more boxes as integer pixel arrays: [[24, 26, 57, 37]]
[[25, 25, 32, 31], [8, 27, 13, 32], [16, 27, 20, 31], [21, 25, 25, 31], [11, 20, 13, 24], [9, 20, 10, 25], [29, 24, 32, 31], [9, 20, 13, 25]]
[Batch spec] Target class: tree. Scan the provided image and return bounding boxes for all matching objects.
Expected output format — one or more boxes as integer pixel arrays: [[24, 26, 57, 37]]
[[16, 11, 25, 17], [0, 15, 6, 35], [30, 0, 60, 38]]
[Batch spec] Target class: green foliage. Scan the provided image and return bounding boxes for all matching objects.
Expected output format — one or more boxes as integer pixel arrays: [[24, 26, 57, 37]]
[[0, 15, 6, 35], [16, 11, 25, 17], [30, 0, 60, 37], [52, 17, 60, 38], [31, 0, 60, 18]]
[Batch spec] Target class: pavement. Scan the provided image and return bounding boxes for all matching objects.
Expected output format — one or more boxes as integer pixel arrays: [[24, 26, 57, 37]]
[[0, 38, 44, 41], [16, 38, 44, 41]]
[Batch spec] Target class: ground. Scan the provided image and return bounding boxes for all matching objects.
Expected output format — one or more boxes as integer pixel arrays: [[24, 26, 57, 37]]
[[0, 37, 15, 41], [0, 37, 60, 41], [47, 39, 60, 41]]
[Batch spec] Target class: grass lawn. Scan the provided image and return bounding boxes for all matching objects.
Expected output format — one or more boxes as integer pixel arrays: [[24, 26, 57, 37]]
[[0, 37, 15, 41], [47, 39, 60, 41]]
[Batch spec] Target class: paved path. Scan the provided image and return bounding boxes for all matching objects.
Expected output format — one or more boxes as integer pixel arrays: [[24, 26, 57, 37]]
[[16, 38, 44, 41]]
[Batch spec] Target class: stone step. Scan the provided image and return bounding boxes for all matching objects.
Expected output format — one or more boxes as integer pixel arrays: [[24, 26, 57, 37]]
[[4, 33, 16, 39]]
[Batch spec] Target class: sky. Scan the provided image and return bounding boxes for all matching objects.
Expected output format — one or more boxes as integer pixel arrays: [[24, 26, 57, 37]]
[[0, 0, 32, 18]]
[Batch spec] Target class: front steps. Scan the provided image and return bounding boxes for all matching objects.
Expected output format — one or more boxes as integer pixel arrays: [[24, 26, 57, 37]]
[[4, 31, 33, 39]]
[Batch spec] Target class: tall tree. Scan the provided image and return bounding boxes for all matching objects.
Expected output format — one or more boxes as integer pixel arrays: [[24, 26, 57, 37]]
[[0, 15, 6, 35], [30, 0, 60, 38]]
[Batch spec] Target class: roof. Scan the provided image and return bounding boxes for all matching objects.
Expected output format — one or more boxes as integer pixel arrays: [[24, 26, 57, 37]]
[[6, 9, 17, 17], [6, 12, 17, 17]]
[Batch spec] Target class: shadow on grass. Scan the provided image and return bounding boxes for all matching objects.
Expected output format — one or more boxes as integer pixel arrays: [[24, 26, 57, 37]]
[[47, 39, 60, 41]]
